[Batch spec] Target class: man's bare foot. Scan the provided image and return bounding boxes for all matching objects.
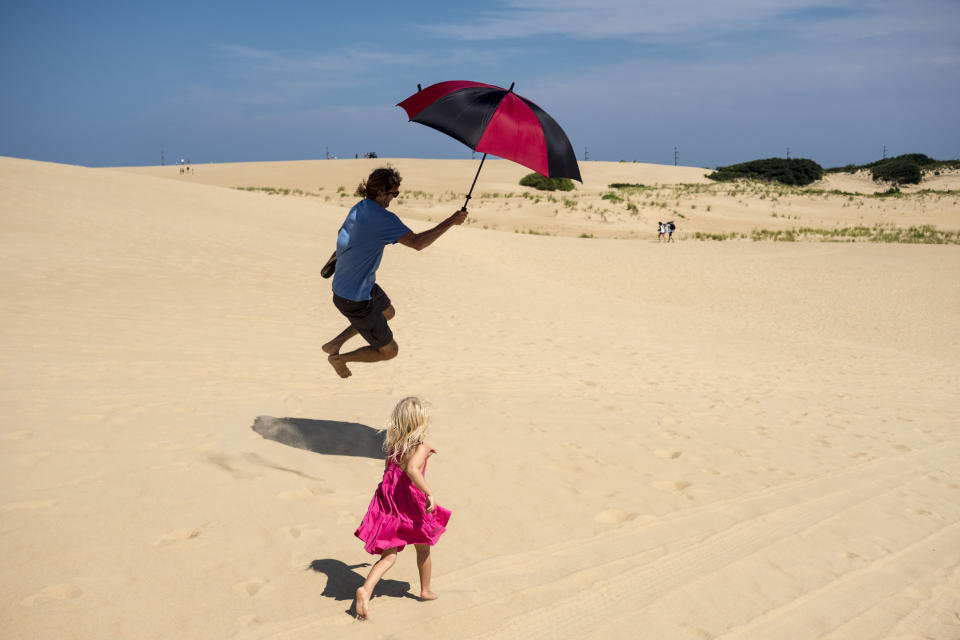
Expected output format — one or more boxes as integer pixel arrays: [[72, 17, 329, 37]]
[[419, 590, 438, 601], [321, 341, 341, 356], [328, 355, 352, 379], [354, 586, 370, 620]]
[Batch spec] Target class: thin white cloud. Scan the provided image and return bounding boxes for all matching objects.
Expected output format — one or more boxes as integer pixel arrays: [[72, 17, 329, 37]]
[[418, 0, 836, 41], [177, 41, 535, 117], [216, 44, 433, 74], [418, 0, 956, 47], [215, 43, 534, 77]]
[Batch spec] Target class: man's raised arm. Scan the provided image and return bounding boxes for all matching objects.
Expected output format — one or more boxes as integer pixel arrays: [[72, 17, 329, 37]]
[[397, 209, 468, 252]]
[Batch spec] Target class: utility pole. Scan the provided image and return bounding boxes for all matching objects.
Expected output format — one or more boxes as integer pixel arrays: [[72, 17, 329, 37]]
[[161, 150, 165, 166], [786, 147, 791, 159], [882, 145, 887, 159], [674, 146, 679, 166], [584, 146, 589, 161], [325, 146, 330, 160]]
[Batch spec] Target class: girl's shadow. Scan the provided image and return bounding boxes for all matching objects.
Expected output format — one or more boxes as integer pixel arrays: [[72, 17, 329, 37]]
[[309, 559, 417, 617]]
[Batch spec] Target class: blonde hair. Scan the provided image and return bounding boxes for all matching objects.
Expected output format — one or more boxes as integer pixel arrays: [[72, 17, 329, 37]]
[[382, 396, 431, 463], [355, 167, 402, 199]]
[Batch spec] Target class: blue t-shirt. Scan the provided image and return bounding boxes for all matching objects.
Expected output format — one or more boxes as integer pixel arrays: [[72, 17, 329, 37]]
[[331, 199, 412, 301]]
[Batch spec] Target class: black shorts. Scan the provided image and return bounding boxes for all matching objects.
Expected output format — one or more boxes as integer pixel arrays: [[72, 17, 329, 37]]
[[333, 284, 394, 348]]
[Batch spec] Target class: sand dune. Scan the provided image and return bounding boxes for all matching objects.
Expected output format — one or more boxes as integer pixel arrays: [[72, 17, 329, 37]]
[[118, 158, 960, 240], [1, 156, 958, 639]]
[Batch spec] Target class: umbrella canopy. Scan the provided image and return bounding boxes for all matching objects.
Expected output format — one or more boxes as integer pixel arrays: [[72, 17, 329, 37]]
[[398, 81, 581, 182]]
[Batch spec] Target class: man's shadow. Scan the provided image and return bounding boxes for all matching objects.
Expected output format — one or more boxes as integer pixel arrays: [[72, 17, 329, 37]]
[[309, 559, 417, 616], [252, 416, 385, 459]]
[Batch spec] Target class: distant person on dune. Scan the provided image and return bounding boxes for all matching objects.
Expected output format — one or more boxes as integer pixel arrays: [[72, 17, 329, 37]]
[[322, 167, 468, 378]]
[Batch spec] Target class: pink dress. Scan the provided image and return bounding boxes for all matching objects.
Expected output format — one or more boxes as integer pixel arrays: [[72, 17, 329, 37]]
[[354, 454, 451, 555]]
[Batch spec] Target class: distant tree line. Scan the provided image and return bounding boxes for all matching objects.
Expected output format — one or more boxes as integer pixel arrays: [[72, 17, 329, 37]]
[[706, 154, 959, 187], [707, 158, 824, 186], [827, 154, 960, 185]]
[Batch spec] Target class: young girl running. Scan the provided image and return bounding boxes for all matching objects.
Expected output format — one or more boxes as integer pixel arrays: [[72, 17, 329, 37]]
[[353, 397, 452, 620]]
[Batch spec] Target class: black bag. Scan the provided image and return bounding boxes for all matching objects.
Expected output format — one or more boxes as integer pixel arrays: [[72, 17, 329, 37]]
[[321, 251, 337, 279]]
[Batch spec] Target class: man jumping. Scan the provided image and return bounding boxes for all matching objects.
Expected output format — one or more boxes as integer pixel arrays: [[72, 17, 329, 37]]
[[323, 167, 468, 378]]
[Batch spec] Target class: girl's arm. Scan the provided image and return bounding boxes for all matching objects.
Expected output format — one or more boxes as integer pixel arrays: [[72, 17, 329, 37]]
[[403, 443, 437, 512]]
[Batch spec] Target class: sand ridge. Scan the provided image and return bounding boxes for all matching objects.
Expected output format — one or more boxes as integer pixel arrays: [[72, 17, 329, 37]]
[[1, 156, 959, 639], [117, 158, 960, 240]]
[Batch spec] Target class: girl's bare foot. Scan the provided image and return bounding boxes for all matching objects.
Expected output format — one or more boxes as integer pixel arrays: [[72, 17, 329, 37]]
[[354, 586, 371, 620], [419, 590, 438, 601], [328, 355, 352, 378]]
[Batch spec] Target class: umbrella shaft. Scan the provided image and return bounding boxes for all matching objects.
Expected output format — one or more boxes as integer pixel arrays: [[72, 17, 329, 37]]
[[463, 153, 487, 211]]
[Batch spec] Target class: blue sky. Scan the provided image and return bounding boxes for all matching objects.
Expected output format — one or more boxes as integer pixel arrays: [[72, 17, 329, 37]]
[[1, 0, 958, 169]]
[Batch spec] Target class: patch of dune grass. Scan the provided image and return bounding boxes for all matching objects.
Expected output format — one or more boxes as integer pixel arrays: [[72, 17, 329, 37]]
[[693, 232, 747, 241], [691, 224, 959, 244], [234, 186, 319, 197], [749, 224, 959, 244]]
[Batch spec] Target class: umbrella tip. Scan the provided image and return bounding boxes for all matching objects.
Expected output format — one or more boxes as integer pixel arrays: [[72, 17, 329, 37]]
[[417, 83, 422, 92], [508, 82, 515, 92]]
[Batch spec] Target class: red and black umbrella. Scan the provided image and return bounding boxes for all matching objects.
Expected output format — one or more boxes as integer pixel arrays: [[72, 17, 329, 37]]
[[398, 80, 581, 210]]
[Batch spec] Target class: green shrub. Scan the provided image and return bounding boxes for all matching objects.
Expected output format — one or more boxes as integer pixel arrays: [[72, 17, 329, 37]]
[[707, 158, 824, 186], [827, 154, 960, 184], [519, 173, 575, 191], [869, 157, 924, 184]]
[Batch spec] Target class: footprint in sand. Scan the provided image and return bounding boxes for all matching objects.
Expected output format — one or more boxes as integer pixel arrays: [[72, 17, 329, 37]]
[[233, 578, 268, 597], [654, 450, 683, 460], [1, 500, 57, 513], [19, 452, 52, 463], [283, 393, 304, 412], [1, 430, 32, 442], [69, 443, 105, 452], [281, 526, 302, 539], [594, 509, 634, 524], [654, 480, 691, 493], [149, 441, 183, 451], [157, 528, 200, 546], [276, 487, 332, 501], [21, 583, 82, 606], [277, 525, 324, 540]]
